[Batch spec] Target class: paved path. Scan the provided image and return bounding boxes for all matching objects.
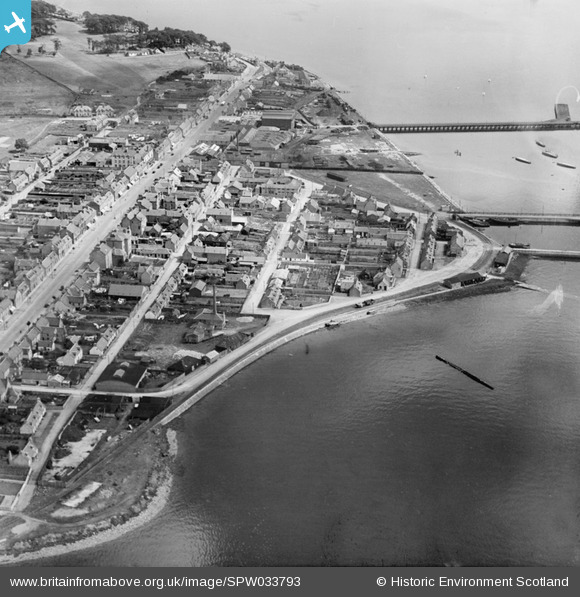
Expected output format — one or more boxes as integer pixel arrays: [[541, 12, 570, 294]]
[[6, 64, 258, 511], [242, 177, 318, 313], [11, 226, 496, 401], [7, 209, 495, 511], [5, 62, 495, 512], [157, 227, 497, 425], [0, 63, 257, 354]]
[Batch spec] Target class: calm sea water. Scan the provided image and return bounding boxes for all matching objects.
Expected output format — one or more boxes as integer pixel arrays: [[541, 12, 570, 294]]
[[40, 0, 580, 566]]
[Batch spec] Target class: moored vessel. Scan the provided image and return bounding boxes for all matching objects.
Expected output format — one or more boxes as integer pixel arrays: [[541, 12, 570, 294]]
[[460, 217, 490, 228], [489, 217, 519, 226]]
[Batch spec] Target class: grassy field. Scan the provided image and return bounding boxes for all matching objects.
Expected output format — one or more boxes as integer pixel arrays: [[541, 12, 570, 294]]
[[0, 54, 74, 117], [0, 116, 60, 160], [1, 19, 207, 159], [295, 168, 452, 212], [7, 21, 205, 113]]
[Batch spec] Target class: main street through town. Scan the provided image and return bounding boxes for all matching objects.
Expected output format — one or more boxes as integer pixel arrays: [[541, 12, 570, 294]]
[[12, 227, 499, 402], [2, 63, 257, 510], [0, 62, 257, 355], [12, 165, 235, 511], [3, 60, 498, 512], [9, 188, 497, 511]]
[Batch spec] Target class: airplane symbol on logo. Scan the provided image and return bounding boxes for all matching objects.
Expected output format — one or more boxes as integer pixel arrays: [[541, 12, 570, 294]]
[[4, 12, 26, 34]]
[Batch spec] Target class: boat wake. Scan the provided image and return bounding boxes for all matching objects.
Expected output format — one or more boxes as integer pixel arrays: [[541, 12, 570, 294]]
[[532, 284, 564, 314]]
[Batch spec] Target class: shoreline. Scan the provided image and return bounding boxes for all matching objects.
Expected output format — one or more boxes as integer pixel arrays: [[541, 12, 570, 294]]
[[159, 270, 500, 426], [0, 278, 510, 564], [0, 275, 508, 563], [0, 430, 178, 565], [1, 48, 496, 560]]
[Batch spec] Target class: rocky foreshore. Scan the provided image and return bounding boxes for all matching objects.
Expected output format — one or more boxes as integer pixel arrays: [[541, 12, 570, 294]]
[[0, 430, 177, 565]]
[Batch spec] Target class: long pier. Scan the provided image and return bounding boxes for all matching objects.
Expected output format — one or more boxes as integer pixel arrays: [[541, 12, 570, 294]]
[[456, 212, 580, 226], [372, 121, 580, 134], [512, 248, 580, 260]]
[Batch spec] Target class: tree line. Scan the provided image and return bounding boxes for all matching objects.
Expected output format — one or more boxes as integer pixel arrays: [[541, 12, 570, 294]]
[[30, 0, 57, 39], [83, 12, 231, 53], [83, 12, 148, 35], [26, 4, 232, 55]]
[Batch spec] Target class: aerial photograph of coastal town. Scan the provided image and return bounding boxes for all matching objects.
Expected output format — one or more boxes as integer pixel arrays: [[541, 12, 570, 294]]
[[0, 0, 580, 568]]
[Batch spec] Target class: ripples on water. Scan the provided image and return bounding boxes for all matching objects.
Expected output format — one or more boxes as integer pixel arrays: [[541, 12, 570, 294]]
[[40, 262, 580, 567]]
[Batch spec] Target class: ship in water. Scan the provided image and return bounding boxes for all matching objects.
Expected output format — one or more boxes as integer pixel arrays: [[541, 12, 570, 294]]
[[535, 140, 546, 148], [541, 150, 558, 159], [508, 242, 530, 249], [460, 217, 490, 228], [488, 217, 519, 226], [514, 156, 532, 164], [556, 162, 576, 169]]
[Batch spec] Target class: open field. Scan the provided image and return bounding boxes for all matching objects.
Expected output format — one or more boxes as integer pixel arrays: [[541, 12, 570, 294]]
[[294, 168, 452, 212], [0, 116, 60, 160], [0, 54, 74, 118], [6, 21, 205, 113]]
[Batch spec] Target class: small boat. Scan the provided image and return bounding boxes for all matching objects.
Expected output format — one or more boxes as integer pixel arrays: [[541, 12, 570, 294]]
[[325, 321, 340, 329], [489, 217, 519, 226], [535, 140, 546, 148], [557, 162, 576, 169], [508, 242, 530, 249], [541, 150, 558, 159], [461, 217, 490, 228], [514, 157, 531, 164]]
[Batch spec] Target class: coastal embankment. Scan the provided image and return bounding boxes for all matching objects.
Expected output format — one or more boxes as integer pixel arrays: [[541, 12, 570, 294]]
[[5, 272, 511, 563], [1, 50, 499, 562], [0, 224, 498, 563], [0, 430, 178, 564], [374, 129, 464, 212], [160, 270, 500, 426]]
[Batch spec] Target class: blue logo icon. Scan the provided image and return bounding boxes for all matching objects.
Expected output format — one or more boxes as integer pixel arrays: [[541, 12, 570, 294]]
[[1, 1, 31, 52]]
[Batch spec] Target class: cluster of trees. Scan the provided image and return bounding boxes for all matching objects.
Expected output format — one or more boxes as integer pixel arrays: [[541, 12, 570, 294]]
[[83, 13, 231, 53], [83, 12, 148, 35], [145, 27, 208, 49], [17, 37, 61, 57], [155, 68, 199, 84], [87, 34, 133, 55], [87, 29, 215, 54], [30, 0, 57, 39], [14, 138, 29, 151]]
